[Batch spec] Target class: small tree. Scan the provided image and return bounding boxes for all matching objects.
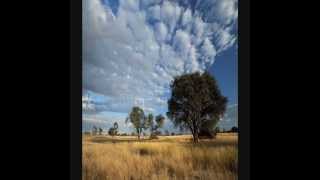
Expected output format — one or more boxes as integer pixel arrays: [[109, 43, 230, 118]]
[[108, 122, 119, 137], [155, 114, 165, 130], [167, 72, 227, 143], [149, 114, 165, 139], [98, 127, 103, 135], [155, 130, 162, 136], [126, 106, 149, 140], [147, 113, 154, 135], [108, 128, 115, 136], [230, 126, 238, 132], [165, 130, 170, 136], [113, 122, 118, 131]]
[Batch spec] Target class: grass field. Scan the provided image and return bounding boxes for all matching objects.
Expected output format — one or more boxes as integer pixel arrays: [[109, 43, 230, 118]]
[[82, 133, 238, 180]]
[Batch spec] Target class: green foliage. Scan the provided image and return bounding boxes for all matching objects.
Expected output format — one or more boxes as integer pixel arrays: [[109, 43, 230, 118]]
[[155, 130, 162, 136], [98, 128, 103, 135], [146, 113, 154, 134], [126, 106, 150, 139], [149, 133, 159, 139], [148, 114, 165, 138], [155, 114, 165, 129], [199, 116, 219, 139], [167, 72, 227, 142], [108, 128, 116, 136], [113, 122, 118, 130], [108, 122, 119, 137], [230, 126, 238, 132]]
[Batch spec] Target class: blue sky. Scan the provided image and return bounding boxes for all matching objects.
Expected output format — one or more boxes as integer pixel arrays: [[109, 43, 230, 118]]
[[210, 44, 237, 105], [82, 0, 238, 132]]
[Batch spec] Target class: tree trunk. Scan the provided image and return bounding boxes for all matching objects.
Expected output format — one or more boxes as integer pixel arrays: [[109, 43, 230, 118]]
[[193, 132, 199, 143]]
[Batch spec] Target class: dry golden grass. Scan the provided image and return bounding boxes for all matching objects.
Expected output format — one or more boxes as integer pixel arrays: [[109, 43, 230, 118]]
[[83, 133, 237, 180]]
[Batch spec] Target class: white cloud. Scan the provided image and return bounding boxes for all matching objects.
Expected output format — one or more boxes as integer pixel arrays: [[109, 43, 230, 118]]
[[181, 9, 192, 27], [216, 0, 238, 25], [173, 29, 191, 54], [154, 22, 168, 42], [83, 0, 238, 115]]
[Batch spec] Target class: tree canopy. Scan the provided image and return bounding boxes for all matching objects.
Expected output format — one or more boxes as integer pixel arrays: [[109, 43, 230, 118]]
[[126, 106, 149, 140], [108, 122, 119, 137], [167, 72, 227, 142]]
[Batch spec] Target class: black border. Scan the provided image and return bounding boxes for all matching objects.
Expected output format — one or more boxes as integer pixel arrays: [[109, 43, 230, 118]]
[[239, 0, 251, 179], [70, 0, 250, 179], [70, 0, 82, 179]]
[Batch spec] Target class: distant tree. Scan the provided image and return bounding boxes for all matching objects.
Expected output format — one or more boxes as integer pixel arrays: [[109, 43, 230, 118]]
[[199, 117, 220, 139], [147, 113, 154, 134], [165, 130, 170, 136], [92, 126, 98, 136], [230, 126, 238, 132], [113, 122, 118, 131], [171, 132, 175, 136], [126, 106, 150, 140], [108, 128, 114, 136], [155, 130, 162, 136], [149, 114, 165, 139], [167, 72, 227, 143], [155, 114, 165, 130], [108, 122, 119, 137], [98, 127, 103, 135]]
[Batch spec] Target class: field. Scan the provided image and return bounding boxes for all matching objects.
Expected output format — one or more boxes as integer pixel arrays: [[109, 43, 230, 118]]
[[82, 133, 238, 180]]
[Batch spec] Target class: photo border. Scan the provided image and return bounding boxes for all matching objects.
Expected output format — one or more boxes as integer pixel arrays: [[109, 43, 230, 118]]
[[239, 0, 251, 179], [70, 0, 82, 179]]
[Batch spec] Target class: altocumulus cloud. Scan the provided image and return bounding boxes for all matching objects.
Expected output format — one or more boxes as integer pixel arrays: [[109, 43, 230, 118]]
[[83, 0, 238, 115]]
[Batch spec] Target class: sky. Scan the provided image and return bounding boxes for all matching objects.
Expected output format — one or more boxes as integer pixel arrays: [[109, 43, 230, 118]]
[[82, 0, 238, 133], [210, 44, 237, 105]]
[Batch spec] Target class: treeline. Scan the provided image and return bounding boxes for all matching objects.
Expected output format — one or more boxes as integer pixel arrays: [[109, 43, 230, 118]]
[[84, 125, 238, 136], [215, 126, 239, 133], [83, 106, 167, 140]]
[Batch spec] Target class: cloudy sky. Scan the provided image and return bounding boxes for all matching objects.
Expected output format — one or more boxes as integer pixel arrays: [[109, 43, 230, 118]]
[[82, 0, 238, 133]]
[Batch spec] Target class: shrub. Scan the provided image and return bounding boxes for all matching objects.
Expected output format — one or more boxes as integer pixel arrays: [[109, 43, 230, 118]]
[[149, 133, 159, 139]]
